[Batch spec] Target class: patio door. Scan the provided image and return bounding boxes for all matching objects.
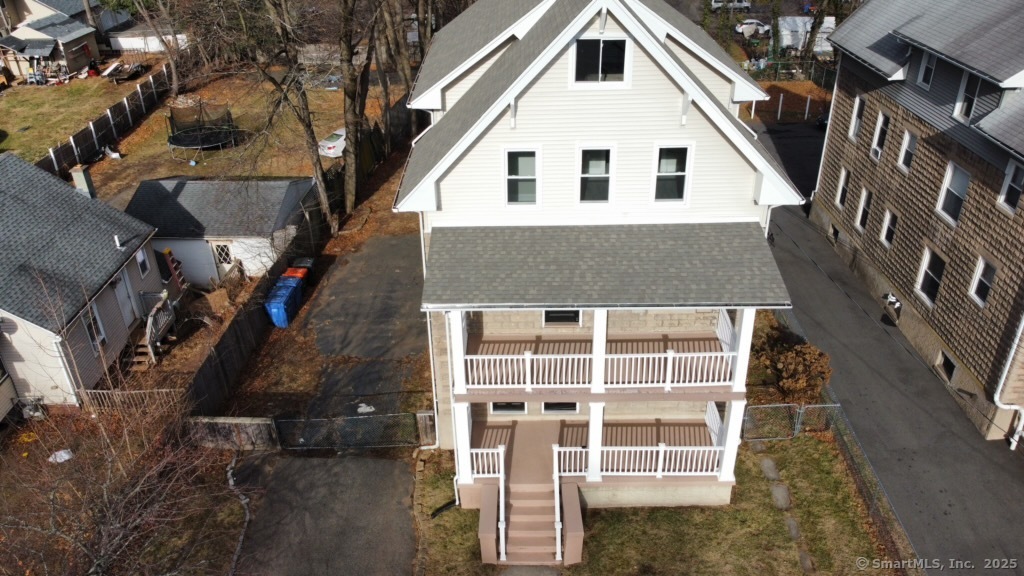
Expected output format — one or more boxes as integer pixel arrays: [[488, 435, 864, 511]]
[[113, 269, 138, 328]]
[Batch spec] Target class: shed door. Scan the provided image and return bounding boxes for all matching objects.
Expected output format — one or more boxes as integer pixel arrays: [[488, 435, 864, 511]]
[[211, 242, 234, 278]]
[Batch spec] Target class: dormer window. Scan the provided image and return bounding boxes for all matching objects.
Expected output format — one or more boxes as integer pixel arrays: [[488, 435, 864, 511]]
[[917, 52, 936, 89], [954, 72, 981, 123], [574, 39, 626, 83]]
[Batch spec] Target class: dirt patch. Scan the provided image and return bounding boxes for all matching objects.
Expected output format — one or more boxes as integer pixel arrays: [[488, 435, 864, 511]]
[[743, 80, 833, 125]]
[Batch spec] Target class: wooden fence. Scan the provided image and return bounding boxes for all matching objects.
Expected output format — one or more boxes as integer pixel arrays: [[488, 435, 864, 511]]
[[80, 388, 182, 413], [34, 65, 171, 179]]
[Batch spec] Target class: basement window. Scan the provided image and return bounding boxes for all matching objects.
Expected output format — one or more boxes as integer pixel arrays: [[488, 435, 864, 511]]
[[490, 402, 527, 415], [542, 402, 579, 414], [543, 310, 581, 325], [938, 352, 956, 382]]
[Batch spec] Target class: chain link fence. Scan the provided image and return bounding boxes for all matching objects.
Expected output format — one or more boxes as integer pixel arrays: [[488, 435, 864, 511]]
[[742, 402, 840, 440], [745, 59, 837, 89], [275, 413, 419, 450]]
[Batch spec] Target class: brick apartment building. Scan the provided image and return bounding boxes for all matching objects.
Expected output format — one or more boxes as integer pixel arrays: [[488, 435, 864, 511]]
[[810, 0, 1024, 444]]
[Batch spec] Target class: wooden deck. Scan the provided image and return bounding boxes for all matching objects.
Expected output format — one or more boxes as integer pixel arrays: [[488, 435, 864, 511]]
[[472, 420, 712, 450], [467, 333, 723, 355]]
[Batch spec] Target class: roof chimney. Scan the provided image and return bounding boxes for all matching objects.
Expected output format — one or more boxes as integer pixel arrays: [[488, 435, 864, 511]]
[[70, 165, 96, 199]]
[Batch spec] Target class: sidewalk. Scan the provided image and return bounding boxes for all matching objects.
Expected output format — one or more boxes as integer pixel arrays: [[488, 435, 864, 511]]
[[769, 205, 1024, 570]]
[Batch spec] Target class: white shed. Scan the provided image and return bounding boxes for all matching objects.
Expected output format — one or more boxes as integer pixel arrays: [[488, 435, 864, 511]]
[[776, 16, 835, 54]]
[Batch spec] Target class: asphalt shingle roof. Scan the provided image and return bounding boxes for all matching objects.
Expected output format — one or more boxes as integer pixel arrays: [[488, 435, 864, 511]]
[[409, 0, 546, 103], [125, 179, 314, 239], [24, 13, 94, 43], [976, 91, 1024, 156], [826, 0, 929, 78], [422, 223, 791, 309], [34, 0, 101, 17], [0, 36, 56, 57], [0, 153, 153, 332]]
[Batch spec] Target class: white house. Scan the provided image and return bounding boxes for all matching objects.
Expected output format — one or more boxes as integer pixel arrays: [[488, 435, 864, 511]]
[[0, 154, 179, 416], [125, 178, 320, 290], [395, 0, 803, 566]]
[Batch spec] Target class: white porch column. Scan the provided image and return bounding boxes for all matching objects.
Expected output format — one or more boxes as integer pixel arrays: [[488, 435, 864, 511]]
[[447, 311, 468, 395], [718, 399, 746, 482], [453, 401, 474, 484], [731, 308, 757, 393], [586, 402, 605, 482], [591, 309, 608, 393]]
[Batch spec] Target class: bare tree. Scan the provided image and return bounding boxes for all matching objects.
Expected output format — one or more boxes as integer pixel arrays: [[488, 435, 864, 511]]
[[100, 0, 184, 96], [337, 0, 377, 215]]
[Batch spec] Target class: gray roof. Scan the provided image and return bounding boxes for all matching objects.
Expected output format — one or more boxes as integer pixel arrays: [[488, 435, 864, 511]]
[[0, 36, 56, 57], [976, 91, 1024, 157], [890, 1, 1024, 84], [422, 223, 791, 309], [398, 0, 593, 206], [409, 0, 545, 103], [125, 179, 315, 239], [827, 0, 928, 78], [0, 153, 153, 332], [34, 0, 101, 17], [24, 13, 94, 43], [634, 0, 759, 93]]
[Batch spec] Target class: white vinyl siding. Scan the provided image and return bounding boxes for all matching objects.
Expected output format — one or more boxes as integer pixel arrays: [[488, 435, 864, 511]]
[[0, 311, 75, 405], [664, 37, 733, 104], [428, 15, 764, 229]]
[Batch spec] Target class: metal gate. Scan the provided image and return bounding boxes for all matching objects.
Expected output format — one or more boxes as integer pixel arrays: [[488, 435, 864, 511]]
[[743, 403, 840, 441], [275, 413, 419, 449]]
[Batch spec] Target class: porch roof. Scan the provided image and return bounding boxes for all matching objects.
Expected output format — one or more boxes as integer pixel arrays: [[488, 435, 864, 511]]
[[422, 223, 791, 309]]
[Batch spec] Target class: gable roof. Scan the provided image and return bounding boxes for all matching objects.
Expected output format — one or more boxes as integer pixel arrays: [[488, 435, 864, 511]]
[[395, 0, 800, 210], [423, 223, 791, 309], [22, 13, 94, 43], [33, 0, 102, 17], [125, 179, 315, 239], [409, 0, 547, 105], [0, 36, 56, 57], [0, 153, 153, 332]]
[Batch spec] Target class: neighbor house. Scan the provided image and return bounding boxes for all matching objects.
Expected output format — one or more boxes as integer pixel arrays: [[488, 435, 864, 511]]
[[0, 154, 179, 413], [810, 0, 1024, 444], [396, 0, 803, 565], [125, 178, 323, 290], [0, 0, 129, 36], [0, 13, 97, 77]]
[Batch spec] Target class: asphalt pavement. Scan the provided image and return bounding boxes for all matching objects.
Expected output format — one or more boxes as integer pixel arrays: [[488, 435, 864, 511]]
[[760, 122, 1024, 573]]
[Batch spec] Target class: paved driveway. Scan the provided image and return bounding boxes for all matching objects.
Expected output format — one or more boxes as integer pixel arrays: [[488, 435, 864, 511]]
[[760, 122, 1024, 571], [236, 455, 416, 576]]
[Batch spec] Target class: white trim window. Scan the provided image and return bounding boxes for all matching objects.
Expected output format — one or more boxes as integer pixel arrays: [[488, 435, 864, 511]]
[[653, 146, 690, 201], [916, 248, 946, 305], [855, 188, 872, 231], [85, 302, 106, 355], [880, 210, 897, 247], [490, 402, 527, 415], [999, 160, 1024, 213], [954, 72, 982, 123], [898, 131, 918, 171], [970, 257, 997, 306], [937, 162, 970, 224], [543, 310, 581, 326], [135, 249, 151, 278], [505, 149, 538, 205], [869, 112, 890, 161], [579, 148, 612, 202], [835, 167, 850, 208], [848, 95, 866, 139], [917, 52, 936, 89], [541, 402, 580, 414], [573, 38, 628, 84]]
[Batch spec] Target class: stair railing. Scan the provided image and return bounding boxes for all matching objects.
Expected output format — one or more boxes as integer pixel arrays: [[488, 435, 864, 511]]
[[552, 443, 562, 562]]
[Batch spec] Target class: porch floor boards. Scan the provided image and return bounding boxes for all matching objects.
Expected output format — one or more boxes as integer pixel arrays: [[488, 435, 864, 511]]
[[472, 420, 712, 452], [467, 333, 723, 356]]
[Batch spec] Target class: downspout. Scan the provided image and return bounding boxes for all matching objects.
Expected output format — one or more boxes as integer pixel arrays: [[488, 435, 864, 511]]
[[51, 336, 79, 407], [993, 308, 1024, 449], [419, 212, 440, 450], [445, 310, 461, 505]]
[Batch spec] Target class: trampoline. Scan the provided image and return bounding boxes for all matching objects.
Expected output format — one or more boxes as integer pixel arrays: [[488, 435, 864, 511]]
[[166, 100, 238, 162]]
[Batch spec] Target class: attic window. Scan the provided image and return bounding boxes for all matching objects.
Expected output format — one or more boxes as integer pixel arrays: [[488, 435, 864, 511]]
[[575, 39, 626, 82]]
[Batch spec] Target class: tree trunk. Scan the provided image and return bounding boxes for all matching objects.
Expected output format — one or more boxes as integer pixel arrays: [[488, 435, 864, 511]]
[[82, 0, 97, 30], [800, 6, 826, 62], [338, 1, 376, 215], [133, 0, 180, 96], [384, 0, 416, 133], [416, 0, 429, 60]]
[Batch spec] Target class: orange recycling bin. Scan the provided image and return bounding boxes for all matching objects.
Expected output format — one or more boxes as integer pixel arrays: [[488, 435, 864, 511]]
[[283, 267, 308, 280]]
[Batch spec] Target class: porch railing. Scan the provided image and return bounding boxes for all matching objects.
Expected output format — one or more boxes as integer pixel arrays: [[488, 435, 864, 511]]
[[716, 308, 736, 351], [465, 352, 592, 390], [705, 401, 723, 446], [469, 446, 506, 561], [553, 445, 724, 478], [604, 351, 736, 389]]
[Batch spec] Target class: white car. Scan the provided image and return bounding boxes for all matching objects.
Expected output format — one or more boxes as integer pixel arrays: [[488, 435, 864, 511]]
[[318, 128, 347, 157], [735, 19, 770, 35]]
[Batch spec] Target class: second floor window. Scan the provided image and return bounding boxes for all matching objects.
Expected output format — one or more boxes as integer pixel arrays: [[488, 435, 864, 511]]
[[971, 258, 997, 306], [918, 52, 936, 88], [881, 210, 897, 247], [835, 167, 850, 208], [136, 249, 150, 277], [1000, 161, 1024, 212], [870, 112, 890, 160], [917, 248, 946, 305], [506, 151, 537, 204], [575, 39, 626, 83], [856, 188, 872, 231], [955, 72, 981, 122], [937, 162, 970, 224], [848, 95, 866, 139], [654, 147, 689, 201], [899, 131, 917, 170], [580, 149, 611, 202]]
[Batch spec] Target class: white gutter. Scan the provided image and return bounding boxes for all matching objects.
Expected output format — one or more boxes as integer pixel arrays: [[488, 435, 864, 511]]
[[993, 308, 1024, 449], [419, 212, 441, 451]]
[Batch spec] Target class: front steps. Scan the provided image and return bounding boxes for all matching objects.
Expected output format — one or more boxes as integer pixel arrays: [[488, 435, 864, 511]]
[[503, 483, 559, 566]]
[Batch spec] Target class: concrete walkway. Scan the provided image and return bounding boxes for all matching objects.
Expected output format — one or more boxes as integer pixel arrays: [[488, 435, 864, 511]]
[[770, 205, 1024, 571]]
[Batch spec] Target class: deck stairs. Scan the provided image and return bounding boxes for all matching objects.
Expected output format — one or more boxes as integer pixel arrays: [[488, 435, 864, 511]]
[[501, 421, 562, 566]]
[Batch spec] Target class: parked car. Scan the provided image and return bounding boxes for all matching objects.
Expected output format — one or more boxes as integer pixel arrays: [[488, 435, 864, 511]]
[[711, 0, 751, 13], [735, 19, 770, 35], [318, 128, 347, 157]]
